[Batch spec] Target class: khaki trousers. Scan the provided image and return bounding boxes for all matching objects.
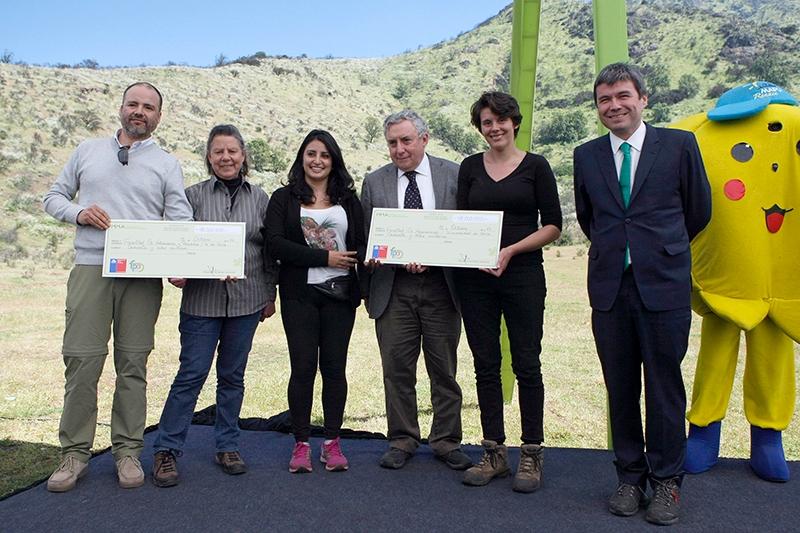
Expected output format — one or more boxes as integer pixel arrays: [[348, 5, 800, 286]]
[[58, 266, 162, 461]]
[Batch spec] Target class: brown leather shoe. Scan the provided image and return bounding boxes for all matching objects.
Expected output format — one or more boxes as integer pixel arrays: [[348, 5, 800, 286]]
[[152, 451, 179, 487], [215, 451, 247, 475]]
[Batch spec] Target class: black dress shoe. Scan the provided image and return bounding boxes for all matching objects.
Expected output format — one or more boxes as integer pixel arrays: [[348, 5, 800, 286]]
[[436, 448, 472, 470], [646, 478, 681, 526], [380, 447, 412, 469], [608, 483, 648, 516]]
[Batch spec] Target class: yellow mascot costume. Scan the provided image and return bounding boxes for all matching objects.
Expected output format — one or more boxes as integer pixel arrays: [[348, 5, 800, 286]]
[[672, 82, 799, 482]]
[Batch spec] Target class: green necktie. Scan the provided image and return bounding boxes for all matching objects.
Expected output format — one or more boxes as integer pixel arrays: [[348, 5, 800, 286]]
[[619, 142, 631, 269]]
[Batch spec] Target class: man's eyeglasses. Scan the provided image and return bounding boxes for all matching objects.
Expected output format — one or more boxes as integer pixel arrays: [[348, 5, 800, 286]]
[[118, 145, 130, 166]]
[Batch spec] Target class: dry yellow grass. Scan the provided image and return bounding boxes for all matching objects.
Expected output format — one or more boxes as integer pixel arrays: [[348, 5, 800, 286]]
[[2, 246, 798, 497]]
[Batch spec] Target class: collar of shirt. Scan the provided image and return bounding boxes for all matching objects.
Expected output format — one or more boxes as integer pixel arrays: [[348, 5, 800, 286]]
[[609, 121, 646, 156], [396, 153, 436, 209], [609, 121, 647, 181], [210, 174, 251, 192], [115, 130, 156, 153]]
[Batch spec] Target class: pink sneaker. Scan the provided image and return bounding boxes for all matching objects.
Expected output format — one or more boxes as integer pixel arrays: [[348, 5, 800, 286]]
[[320, 437, 349, 472], [289, 441, 312, 473]]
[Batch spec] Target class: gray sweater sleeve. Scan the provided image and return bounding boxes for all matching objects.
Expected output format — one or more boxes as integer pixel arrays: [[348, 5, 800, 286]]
[[43, 145, 85, 225], [162, 157, 193, 221]]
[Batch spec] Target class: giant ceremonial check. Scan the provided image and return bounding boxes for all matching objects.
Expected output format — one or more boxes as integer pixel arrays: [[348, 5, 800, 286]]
[[366, 208, 503, 268], [102, 220, 246, 278]]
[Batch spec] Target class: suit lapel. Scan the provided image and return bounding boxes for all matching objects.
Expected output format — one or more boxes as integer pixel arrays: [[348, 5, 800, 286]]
[[429, 156, 446, 209], [594, 136, 625, 210], [382, 165, 399, 208], [630, 124, 659, 204]]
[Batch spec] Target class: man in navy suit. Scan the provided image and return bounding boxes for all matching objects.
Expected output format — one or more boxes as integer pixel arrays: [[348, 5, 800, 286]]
[[573, 63, 711, 526]]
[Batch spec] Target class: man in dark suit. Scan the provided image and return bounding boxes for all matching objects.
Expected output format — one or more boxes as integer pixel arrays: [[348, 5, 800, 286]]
[[573, 63, 711, 526], [361, 110, 471, 471]]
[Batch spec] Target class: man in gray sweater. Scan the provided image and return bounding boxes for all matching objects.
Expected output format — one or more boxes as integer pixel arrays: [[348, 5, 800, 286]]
[[43, 82, 192, 492]]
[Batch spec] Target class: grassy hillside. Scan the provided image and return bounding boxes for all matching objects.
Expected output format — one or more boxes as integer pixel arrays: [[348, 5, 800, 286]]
[[0, 0, 798, 263]]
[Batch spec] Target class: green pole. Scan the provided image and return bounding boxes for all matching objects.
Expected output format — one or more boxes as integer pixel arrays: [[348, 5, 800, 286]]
[[505, 0, 542, 404], [592, 0, 629, 447], [592, 0, 630, 134]]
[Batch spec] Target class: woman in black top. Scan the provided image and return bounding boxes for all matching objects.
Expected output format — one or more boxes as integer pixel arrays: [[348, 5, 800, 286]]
[[457, 92, 562, 493], [266, 129, 365, 474]]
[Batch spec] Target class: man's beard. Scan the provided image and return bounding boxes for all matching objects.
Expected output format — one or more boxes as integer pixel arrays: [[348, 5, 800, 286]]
[[121, 116, 151, 140]]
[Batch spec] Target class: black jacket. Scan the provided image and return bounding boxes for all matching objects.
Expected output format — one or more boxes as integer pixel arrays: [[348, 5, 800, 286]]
[[266, 185, 366, 308]]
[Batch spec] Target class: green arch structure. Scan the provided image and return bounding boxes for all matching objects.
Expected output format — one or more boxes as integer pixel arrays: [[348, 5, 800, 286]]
[[501, 0, 629, 407]]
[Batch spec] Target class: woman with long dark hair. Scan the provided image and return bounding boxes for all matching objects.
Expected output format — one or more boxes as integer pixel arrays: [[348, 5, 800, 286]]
[[457, 92, 562, 493], [266, 129, 365, 473]]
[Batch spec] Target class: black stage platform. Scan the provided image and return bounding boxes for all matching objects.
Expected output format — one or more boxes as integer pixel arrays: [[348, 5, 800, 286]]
[[1, 425, 796, 532]]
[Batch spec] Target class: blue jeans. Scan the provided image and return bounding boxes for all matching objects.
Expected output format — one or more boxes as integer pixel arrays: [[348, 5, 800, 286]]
[[154, 311, 261, 453]]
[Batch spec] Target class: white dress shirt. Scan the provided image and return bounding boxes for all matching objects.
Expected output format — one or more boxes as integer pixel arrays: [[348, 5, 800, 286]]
[[396, 154, 436, 209], [609, 121, 647, 188]]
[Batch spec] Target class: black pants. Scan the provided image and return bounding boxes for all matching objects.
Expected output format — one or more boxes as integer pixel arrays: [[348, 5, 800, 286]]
[[592, 269, 690, 487], [457, 266, 546, 445], [281, 288, 356, 442]]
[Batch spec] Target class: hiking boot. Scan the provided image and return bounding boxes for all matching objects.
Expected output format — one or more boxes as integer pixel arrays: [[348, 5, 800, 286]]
[[436, 448, 472, 471], [646, 478, 681, 526], [152, 450, 179, 487], [320, 437, 349, 472], [608, 482, 648, 516], [513, 444, 543, 493], [462, 440, 510, 486], [216, 451, 247, 475], [289, 441, 312, 473], [47, 455, 88, 493], [379, 447, 412, 469], [116, 456, 145, 489]]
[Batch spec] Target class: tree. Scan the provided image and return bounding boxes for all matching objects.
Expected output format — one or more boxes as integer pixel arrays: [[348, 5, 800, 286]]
[[642, 63, 670, 97], [649, 103, 672, 124], [537, 110, 588, 145], [677, 74, 700, 99], [427, 112, 482, 154], [214, 53, 228, 67], [750, 55, 791, 87], [78, 58, 99, 69], [246, 139, 289, 173], [1, 50, 13, 64], [364, 116, 381, 144]]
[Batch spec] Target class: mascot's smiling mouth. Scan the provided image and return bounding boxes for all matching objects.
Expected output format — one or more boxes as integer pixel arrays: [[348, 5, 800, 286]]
[[762, 204, 794, 233]]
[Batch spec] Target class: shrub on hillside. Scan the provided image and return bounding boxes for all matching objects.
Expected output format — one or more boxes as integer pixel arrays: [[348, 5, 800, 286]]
[[247, 139, 289, 173], [536, 110, 588, 145], [749, 55, 792, 87], [677, 74, 700, 99], [707, 83, 728, 99], [427, 112, 482, 155], [649, 103, 672, 124]]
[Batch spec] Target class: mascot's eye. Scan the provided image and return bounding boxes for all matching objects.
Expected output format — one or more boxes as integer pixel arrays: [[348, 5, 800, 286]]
[[768, 122, 783, 132], [797, 140, 800, 156], [731, 142, 754, 162]]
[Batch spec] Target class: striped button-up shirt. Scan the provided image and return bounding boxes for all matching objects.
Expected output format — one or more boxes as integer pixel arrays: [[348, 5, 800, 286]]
[[180, 176, 277, 317]]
